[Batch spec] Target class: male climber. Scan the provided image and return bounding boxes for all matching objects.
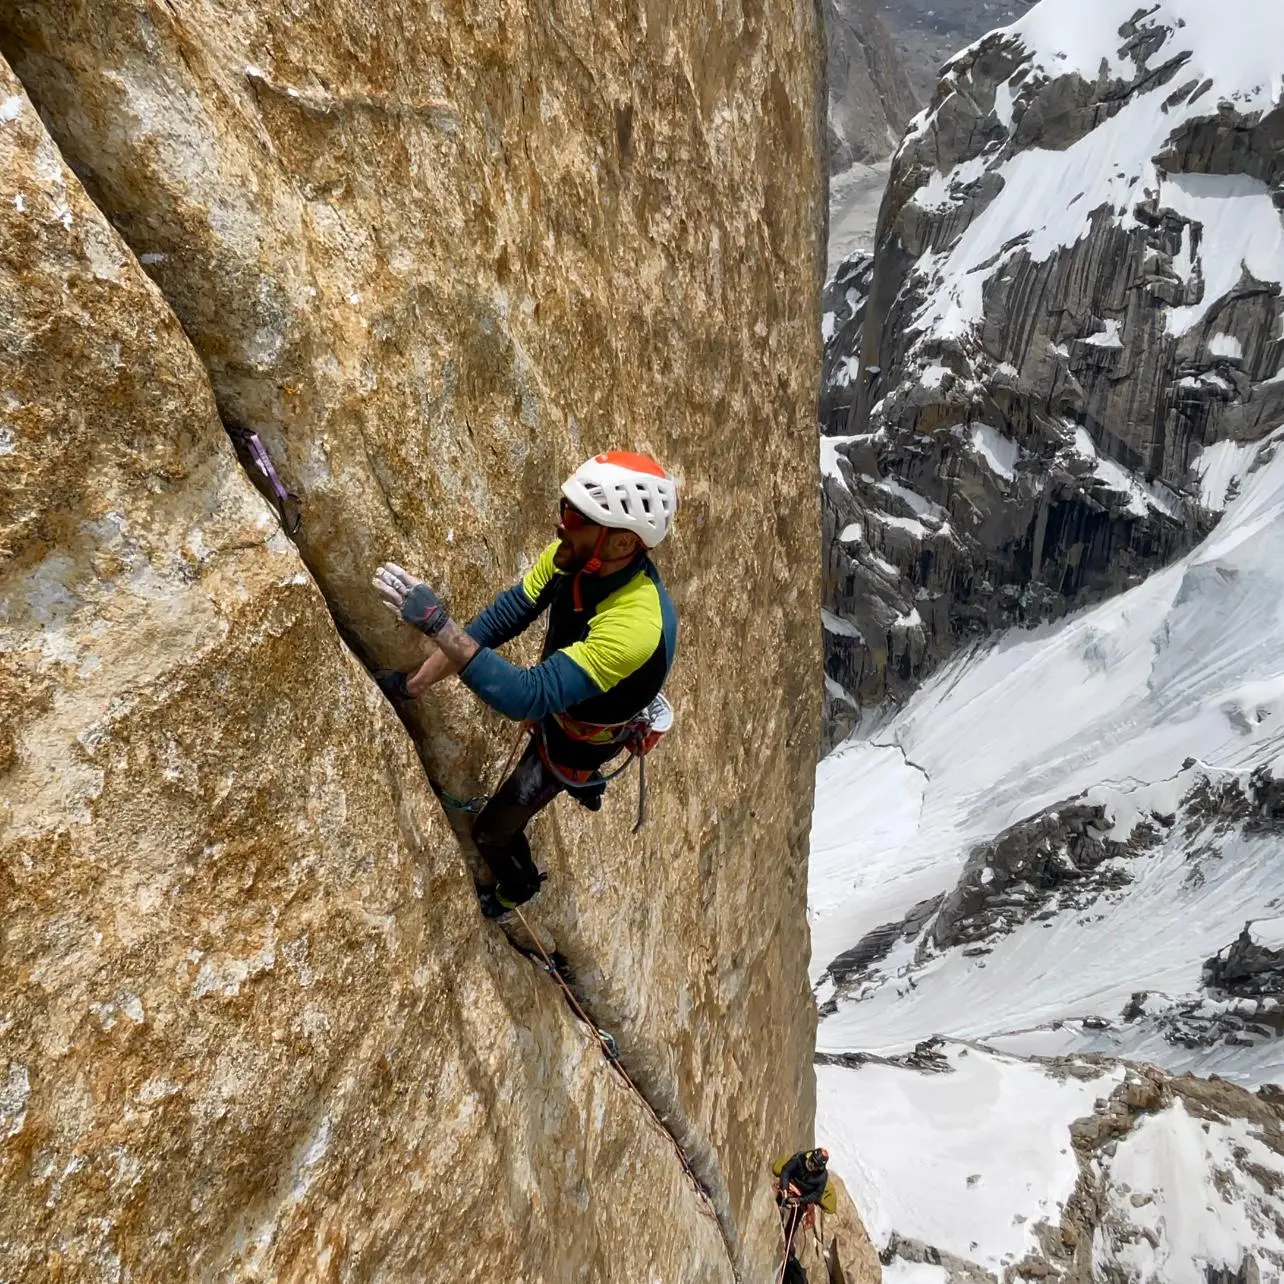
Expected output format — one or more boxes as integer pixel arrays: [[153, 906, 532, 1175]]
[[372, 451, 678, 919], [772, 1147, 836, 1265]]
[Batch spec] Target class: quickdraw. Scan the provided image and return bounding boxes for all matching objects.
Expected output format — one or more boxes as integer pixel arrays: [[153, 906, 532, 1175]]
[[226, 424, 301, 536], [431, 784, 488, 816], [430, 725, 528, 818]]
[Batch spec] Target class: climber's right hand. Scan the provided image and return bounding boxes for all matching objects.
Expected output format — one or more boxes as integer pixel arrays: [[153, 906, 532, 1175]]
[[374, 669, 413, 701]]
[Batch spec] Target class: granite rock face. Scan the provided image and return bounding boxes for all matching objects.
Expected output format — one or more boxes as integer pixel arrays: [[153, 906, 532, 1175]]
[[795, 1172, 883, 1283], [821, 0, 1284, 737], [823, 0, 919, 171], [0, 0, 847, 1276], [0, 60, 739, 1284]]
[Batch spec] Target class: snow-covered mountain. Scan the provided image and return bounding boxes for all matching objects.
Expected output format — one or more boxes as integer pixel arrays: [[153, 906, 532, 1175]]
[[822, 0, 1284, 739], [814, 430, 1284, 1072], [813, 360, 1284, 1284], [813, 2, 1284, 1276]]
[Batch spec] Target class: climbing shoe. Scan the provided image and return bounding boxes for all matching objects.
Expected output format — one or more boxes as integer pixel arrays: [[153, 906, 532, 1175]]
[[475, 871, 546, 919]]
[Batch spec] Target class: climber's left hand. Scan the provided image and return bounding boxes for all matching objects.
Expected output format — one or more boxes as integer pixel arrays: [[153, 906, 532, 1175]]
[[373, 563, 450, 636]]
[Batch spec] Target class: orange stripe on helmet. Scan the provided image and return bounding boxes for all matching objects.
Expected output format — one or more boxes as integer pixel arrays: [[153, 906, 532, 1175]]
[[594, 450, 667, 477]]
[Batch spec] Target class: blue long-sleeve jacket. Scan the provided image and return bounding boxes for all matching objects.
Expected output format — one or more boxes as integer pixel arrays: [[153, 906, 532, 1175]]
[[456, 542, 677, 756]]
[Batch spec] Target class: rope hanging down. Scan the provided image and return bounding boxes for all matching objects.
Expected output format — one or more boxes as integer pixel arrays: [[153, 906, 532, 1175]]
[[774, 1209, 801, 1284], [437, 732, 720, 1223], [511, 903, 717, 1219]]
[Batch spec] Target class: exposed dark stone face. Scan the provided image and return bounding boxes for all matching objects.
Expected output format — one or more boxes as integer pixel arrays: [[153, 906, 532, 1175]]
[[824, 0, 921, 170], [819, 11, 1284, 747], [820, 252, 875, 433], [929, 801, 1165, 952], [1204, 925, 1284, 1001]]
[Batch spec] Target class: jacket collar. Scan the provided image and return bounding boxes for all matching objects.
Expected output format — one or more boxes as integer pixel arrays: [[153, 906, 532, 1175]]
[[577, 550, 649, 607]]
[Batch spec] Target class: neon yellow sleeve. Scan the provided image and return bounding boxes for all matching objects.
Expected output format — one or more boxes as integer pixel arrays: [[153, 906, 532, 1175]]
[[560, 575, 662, 692]]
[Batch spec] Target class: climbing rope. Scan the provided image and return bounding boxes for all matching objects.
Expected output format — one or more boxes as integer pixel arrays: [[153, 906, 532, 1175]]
[[433, 728, 721, 1224], [511, 903, 718, 1219], [774, 1207, 801, 1284]]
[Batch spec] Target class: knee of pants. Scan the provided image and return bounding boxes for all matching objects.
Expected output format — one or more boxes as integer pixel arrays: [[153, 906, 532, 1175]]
[[470, 810, 497, 848], [472, 807, 531, 855]]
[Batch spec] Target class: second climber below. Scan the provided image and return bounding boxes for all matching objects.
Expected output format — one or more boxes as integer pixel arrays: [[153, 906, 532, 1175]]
[[772, 1146, 836, 1278], [372, 451, 679, 919]]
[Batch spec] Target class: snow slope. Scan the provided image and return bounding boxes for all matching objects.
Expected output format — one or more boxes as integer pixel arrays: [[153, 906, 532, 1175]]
[[813, 4, 1284, 1276], [811, 432, 1284, 1079], [1093, 1097, 1284, 1282], [819, 1046, 1122, 1274], [820, 1043, 1284, 1281]]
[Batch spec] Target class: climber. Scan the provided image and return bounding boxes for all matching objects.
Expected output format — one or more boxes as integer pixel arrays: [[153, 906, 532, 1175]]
[[772, 1148, 836, 1261], [372, 451, 679, 919]]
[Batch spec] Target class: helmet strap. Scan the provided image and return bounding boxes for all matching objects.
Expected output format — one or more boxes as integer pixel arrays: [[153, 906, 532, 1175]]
[[572, 525, 610, 612]]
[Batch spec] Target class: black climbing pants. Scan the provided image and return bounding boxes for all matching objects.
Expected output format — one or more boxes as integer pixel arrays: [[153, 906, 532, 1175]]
[[782, 1256, 808, 1284], [471, 740, 565, 904]]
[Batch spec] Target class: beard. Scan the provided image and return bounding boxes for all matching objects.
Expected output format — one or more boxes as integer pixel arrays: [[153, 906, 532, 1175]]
[[553, 538, 585, 571]]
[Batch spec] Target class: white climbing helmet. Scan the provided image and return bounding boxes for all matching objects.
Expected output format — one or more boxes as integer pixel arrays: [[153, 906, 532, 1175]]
[[561, 450, 678, 548]]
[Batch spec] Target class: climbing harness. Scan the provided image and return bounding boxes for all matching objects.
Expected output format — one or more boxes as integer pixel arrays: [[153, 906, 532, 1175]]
[[433, 696, 672, 832], [511, 902, 717, 1219], [533, 693, 674, 833], [226, 424, 301, 535]]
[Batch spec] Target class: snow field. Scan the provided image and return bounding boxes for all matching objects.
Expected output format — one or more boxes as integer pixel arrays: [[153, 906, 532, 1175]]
[[1093, 1098, 1284, 1282], [818, 1045, 1123, 1274]]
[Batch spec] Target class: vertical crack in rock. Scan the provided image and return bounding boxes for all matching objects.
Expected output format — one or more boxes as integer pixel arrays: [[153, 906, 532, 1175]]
[[218, 411, 747, 1269], [0, 0, 833, 1275]]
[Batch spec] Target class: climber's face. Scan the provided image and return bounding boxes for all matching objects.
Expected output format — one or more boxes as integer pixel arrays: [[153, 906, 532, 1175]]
[[554, 498, 601, 569], [555, 499, 643, 570]]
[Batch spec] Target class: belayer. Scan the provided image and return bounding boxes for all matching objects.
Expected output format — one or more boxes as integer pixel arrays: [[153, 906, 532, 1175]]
[[772, 1147, 836, 1279], [372, 451, 679, 919]]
